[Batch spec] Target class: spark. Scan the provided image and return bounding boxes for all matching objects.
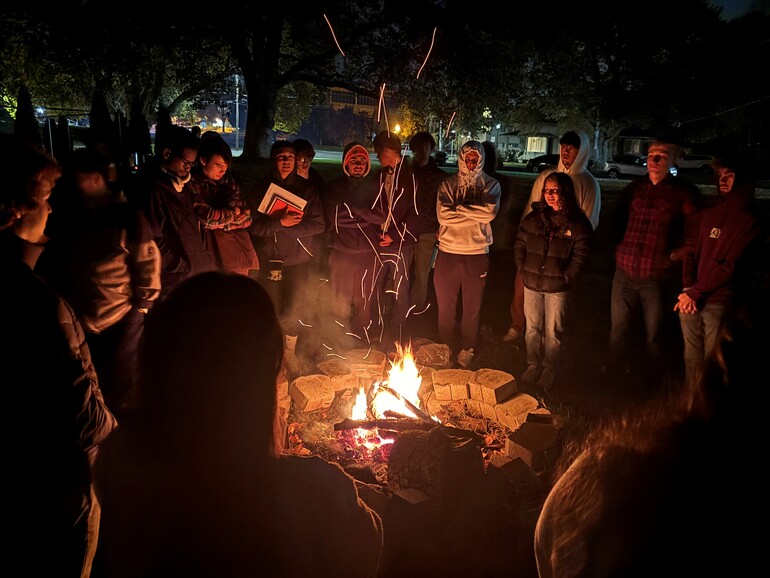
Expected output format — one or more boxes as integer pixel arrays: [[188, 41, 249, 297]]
[[412, 175, 419, 214], [377, 83, 390, 131], [322, 343, 333, 350], [363, 347, 372, 359], [298, 319, 313, 327], [444, 111, 457, 140], [406, 304, 417, 318], [416, 27, 437, 79], [346, 332, 362, 340], [343, 202, 354, 218], [412, 303, 431, 315], [323, 14, 345, 56], [326, 353, 347, 359], [364, 326, 370, 343], [335, 320, 345, 327], [335, 204, 339, 233], [297, 238, 313, 257], [361, 269, 368, 298]]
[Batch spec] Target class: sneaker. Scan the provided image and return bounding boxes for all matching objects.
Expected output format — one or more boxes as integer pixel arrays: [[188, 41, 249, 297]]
[[502, 327, 521, 343], [537, 368, 556, 390], [457, 348, 475, 369], [520, 364, 541, 388], [284, 333, 298, 354]]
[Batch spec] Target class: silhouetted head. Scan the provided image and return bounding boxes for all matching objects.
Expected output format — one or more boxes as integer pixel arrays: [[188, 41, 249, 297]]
[[139, 272, 284, 456]]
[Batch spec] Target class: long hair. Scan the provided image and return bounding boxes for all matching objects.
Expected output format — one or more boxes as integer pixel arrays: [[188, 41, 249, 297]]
[[539, 172, 581, 220]]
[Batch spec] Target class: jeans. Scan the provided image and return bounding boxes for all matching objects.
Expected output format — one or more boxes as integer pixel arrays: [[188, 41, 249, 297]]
[[609, 268, 666, 363], [523, 286, 568, 372], [679, 302, 725, 389]]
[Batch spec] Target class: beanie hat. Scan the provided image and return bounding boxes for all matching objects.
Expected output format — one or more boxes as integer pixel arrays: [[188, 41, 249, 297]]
[[372, 131, 401, 153], [342, 142, 371, 177], [559, 131, 581, 149]]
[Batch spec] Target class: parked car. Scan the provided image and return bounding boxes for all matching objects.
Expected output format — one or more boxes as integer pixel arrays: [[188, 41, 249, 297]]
[[604, 154, 648, 179], [675, 153, 716, 174], [604, 154, 679, 179], [526, 153, 560, 173]]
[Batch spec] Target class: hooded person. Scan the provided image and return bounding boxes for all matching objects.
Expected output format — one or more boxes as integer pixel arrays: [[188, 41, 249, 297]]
[[520, 130, 601, 230], [674, 155, 762, 390], [320, 142, 386, 350], [434, 140, 501, 368], [245, 140, 326, 352]]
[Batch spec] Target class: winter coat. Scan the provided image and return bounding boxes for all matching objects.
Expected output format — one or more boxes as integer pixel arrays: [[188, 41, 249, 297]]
[[185, 168, 259, 271], [1, 230, 117, 571], [134, 165, 216, 297], [37, 197, 161, 333], [410, 157, 447, 236], [514, 202, 593, 293], [322, 174, 386, 254], [373, 160, 420, 250], [246, 173, 325, 267]]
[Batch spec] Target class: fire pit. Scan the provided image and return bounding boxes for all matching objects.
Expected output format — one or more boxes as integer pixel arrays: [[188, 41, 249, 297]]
[[281, 340, 561, 490]]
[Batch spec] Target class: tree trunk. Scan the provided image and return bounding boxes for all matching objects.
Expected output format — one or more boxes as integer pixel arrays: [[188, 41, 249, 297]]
[[242, 73, 278, 160]]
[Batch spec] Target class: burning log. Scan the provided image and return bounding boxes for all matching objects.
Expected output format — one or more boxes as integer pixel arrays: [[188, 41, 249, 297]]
[[334, 417, 436, 433]]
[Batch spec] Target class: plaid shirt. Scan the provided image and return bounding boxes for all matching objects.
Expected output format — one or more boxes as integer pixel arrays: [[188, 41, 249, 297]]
[[186, 171, 252, 231], [615, 175, 698, 280]]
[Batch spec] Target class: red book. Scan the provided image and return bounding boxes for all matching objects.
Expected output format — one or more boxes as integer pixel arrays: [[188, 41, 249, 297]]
[[257, 183, 306, 217]]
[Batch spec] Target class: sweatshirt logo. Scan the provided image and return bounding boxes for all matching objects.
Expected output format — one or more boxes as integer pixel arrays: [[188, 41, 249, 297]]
[[709, 227, 721, 239]]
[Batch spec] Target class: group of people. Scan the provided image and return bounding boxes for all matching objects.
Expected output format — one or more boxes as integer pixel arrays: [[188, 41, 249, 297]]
[[3, 120, 766, 576]]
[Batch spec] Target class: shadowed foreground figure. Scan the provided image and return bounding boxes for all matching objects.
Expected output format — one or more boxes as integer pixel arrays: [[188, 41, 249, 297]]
[[93, 272, 383, 577], [534, 295, 766, 577]]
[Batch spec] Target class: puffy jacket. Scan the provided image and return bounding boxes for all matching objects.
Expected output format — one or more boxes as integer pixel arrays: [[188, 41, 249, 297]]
[[514, 202, 593, 293]]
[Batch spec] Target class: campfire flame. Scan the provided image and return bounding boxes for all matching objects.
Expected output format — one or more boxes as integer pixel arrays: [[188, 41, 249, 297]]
[[349, 342, 425, 450]]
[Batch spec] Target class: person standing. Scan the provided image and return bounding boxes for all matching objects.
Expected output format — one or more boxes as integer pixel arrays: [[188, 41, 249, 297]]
[[434, 140, 500, 368], [320, 142, 386, 351], [37, 147, 161, 419], [674, 155, 761, 390], [503, 130, 600, 343], [185, 132, 258, 276], [606, 138, 701, 381], [371, 130, 419, 347], [294, 138, 330, 282], [245, 140, 325, 352], [514, 172, 593, 390], [125, 123, 215, 300], [1, 136, 117, 578], [408, 131, 447, 310]]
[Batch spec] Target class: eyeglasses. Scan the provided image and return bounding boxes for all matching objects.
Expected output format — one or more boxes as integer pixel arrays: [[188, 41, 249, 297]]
[[177, 157, 195, 169], [544, 187, 561, 194]]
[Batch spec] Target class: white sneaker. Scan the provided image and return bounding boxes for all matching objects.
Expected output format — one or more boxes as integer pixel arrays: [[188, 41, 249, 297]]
[[502, 327, 521, 342], [457, 348, 475, 369]]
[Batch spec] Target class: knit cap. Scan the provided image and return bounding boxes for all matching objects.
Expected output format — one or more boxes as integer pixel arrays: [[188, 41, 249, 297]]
[[342, 142, 371, 177]]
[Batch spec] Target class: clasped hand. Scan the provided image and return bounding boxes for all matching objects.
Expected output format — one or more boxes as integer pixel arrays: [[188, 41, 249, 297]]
[[673, 292, 697, 314]]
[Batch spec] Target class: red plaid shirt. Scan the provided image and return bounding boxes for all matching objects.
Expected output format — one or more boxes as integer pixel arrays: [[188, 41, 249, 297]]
[[615, 175, 699, 280]]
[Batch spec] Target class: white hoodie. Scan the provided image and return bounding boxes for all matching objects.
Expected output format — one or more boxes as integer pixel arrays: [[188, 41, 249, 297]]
[[520, 130, 601, 230], [436, 141, 501, 255]]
